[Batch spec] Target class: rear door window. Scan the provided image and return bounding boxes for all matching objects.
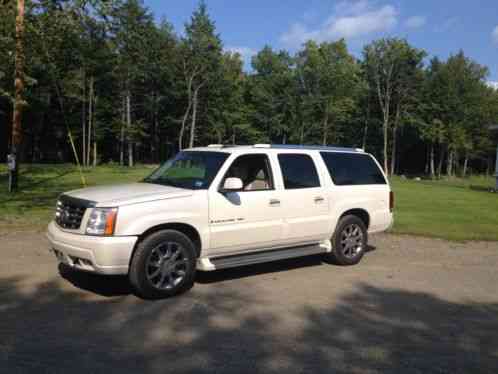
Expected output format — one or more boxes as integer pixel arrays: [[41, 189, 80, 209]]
[[278, 154, 320, 189], [320, 152, 386, 185]]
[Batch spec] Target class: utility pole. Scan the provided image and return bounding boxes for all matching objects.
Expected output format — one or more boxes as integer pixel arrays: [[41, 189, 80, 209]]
[[8, 0, 25, 192]]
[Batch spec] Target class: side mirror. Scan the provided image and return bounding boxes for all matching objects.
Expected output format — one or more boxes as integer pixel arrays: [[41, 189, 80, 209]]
[[221, 177, 243, 192]]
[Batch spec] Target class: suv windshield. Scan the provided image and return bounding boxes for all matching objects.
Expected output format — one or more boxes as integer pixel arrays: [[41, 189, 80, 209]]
[[143, 151, 229, 190]]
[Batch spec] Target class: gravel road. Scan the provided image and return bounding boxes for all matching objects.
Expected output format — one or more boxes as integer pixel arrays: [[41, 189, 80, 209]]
[[1, 232, 497, 373]]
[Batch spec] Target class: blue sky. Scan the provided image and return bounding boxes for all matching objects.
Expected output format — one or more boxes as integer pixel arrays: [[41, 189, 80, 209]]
[[144, 0, 498, 82]]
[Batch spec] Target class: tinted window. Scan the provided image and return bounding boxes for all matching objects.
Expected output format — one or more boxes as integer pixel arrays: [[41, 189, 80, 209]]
[[320, 152, 386, 185], [278, 154, 320, 189]]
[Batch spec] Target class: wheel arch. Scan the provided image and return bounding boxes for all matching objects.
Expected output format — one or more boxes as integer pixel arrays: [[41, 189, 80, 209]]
[[134, 222, 202, 259], [338, 208, 370, 229]]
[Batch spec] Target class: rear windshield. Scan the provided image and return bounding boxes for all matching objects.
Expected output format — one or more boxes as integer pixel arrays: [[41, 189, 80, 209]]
[[320, 152, 386, 185]]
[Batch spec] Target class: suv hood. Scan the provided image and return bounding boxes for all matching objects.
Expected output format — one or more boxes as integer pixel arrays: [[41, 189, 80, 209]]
[[64, 183, 193, 207]]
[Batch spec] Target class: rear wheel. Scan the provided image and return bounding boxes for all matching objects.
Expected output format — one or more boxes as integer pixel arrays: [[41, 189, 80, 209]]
[[129, 230, 196, 299], [325, 215, 367, 266]]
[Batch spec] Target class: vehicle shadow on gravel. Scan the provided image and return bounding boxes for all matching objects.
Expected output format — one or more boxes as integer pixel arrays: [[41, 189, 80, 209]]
[[58, 256, 325, 296], [59, 247, 377, 296], [1, 274, 496, 373]]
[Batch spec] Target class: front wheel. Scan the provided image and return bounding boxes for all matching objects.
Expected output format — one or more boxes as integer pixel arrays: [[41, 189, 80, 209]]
[[129, 230, 197, 299], [325, 215, 368, 266]]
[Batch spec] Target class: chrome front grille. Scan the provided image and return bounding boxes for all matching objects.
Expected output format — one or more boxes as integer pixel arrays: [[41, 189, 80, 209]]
[[55, 195, 95, 230]]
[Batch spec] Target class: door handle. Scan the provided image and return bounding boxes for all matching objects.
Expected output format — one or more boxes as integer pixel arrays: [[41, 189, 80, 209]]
[[269, 198, 281, 206], [314, 196, 325, 203]]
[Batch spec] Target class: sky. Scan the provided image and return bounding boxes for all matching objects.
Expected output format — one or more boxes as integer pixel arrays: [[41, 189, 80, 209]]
[[144, 0, 498, 82]]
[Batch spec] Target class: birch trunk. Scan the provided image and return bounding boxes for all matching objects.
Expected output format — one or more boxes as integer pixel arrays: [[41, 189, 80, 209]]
[[390, 103, 400, 175], [120, 95, 125, 166], [92, 95, 98, 167], [437, 147, 444, 178], [81, 69, 86, 167], [86, 76, 93, 167], [430, 144, 435, 178], [446, 149, 453, 177], [126, 91, 133, 167], [188, 88, 199, 148], [462, 153, 469, 177]]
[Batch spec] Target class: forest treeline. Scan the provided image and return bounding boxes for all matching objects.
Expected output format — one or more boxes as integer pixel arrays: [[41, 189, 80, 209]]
[[1, 0, 497, 176]]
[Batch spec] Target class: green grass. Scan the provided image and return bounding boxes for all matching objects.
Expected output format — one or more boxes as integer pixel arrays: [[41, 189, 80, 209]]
[[390, 176, 498, 241], [0, 164, 153, 232], [1, 164, 497, 241]]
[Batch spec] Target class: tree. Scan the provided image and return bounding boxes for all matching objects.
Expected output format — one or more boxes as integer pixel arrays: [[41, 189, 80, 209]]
[[108, 0, 155, 166], [179, 1, 223, 149], [9, 0, 25, 192], [249, 46, 295, 143], [296, 40, 360, 146], [363, 38, 426, 175]]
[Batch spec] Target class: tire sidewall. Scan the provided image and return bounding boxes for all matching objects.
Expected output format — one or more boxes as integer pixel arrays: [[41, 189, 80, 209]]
[[130, 230, 197, 299], [332, 215, 368, 265]]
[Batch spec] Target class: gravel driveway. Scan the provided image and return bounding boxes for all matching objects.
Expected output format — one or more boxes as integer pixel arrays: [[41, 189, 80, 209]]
[[1, 232, 497, 373]]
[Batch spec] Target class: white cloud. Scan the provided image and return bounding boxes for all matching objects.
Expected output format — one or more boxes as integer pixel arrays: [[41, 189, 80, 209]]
[[404, 16, 426, 29], [435, 17, 459, 32], [280, 1, 398, 48], [492, 26, 498, 45], [225, 46, 257, 61]]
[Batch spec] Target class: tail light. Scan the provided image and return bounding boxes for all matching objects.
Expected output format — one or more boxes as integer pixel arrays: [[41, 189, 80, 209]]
[[389, 191, 394, 212]]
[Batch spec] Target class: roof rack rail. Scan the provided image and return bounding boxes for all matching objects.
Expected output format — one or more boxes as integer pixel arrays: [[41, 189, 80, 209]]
[[256, 144, 362, 152]]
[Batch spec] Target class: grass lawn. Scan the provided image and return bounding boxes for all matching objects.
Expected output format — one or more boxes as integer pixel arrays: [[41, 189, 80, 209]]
[[0, 164, 153, 231], [1, 164, 497, 241], [390, 176, 498, 241]]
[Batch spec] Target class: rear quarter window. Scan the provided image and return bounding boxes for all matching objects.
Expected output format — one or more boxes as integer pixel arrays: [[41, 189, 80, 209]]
[[320, 152, 386, 185]]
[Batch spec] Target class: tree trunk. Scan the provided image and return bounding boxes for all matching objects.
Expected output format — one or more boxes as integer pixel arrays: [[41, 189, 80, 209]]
[[390, 125, 397, 176], [179, 102, 191, 151], [390, 103, 401, 176], [362, 94, 370, 150], [81, 69, 86, 167], [322, 110, 329, 146], [86, 76, 93, 167], [126, 91, 133, 167], [151, 92, 158, 163], [120, 95, 125, 166], [446, 149, 453, 177], [430, 143, 435, 178], [92, 95, 98, 167], [383, 118, 389, 175], [188, 88, 199, 148], [437, 147, 445, 178], [9, 0, 25, 192], [462, 153, 469, 177]]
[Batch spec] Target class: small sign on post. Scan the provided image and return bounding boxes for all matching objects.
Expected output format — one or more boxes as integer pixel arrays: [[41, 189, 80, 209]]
[[7, 153, 17, 193]]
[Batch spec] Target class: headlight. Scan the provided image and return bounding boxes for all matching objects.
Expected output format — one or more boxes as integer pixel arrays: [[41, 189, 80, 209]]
[[86, 208, 118, 236]]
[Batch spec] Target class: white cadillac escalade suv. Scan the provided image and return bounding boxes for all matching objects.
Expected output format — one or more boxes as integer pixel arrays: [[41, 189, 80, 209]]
[[47, 144, 393, 299]]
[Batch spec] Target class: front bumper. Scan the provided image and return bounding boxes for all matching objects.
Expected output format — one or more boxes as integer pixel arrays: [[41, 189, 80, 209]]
[[47, 221, 138, 275]]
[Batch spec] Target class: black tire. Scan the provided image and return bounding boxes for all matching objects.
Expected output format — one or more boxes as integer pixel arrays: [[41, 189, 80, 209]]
[[129, 230, 197, 299], [325, 215, 368, 266]]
